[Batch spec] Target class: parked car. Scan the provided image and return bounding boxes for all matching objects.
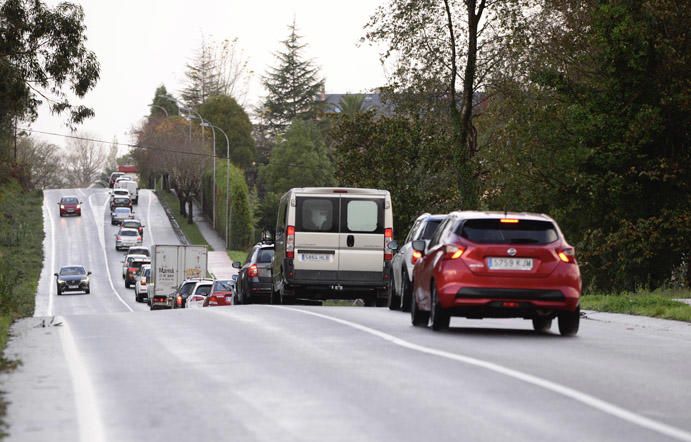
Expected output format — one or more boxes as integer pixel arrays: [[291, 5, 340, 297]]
[[121, 219, 145, 239], [170, 278, 214, 309], [203, 279, 235, 307], [125, 258, 151, 289], [135, 264, 151, 302], [55, 265, 91, 295], [127, 246, 150, 257], [110, 196, 132, 212], [109, 172, 124, 188], [271, 187, 394, 306], [111, 207, 133, 225], [235, 243, 274, 304], [58, 196, 82, 217], [122, 253, 148, 279], [408, 211, 582, 335], [185, 280, 214, 308], [115, 228, 142, 251], [390, 213, 447, 311]]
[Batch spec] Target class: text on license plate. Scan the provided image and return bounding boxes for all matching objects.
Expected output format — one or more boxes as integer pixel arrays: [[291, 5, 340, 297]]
[[487, 257, 533, 271], [300, 253, 333, 263]]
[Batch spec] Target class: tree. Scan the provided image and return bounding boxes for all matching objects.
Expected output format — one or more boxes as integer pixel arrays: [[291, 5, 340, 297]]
[[0, 0, 99, 161], [64, 134, 107, 188], [213, 38, 252, 103], [260, 21, 324, 135], [335, 94, 365, 116], [257, 120, 335, 230], [16, 137, 64, 189], [149, 85, 179, 119], [197, 95, 255, 169], [181, 38, 222, 109]]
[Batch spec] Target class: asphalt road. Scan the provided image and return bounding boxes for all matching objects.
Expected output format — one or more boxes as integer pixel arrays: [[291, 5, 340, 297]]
[[3, 188, 691, 442]]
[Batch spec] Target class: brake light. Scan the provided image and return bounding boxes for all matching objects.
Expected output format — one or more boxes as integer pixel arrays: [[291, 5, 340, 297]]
[[137, 236, 141, 241], [384, 228, 393, 261], [176, 295, 182, 307], [248, 264, 258, 278], [444, 244, 465, 260], [209, 296, 219, 306], [500, 218, 520, 224], [558, 247, 576, 264], [411, 250, 422, 264], [286, 225, 295, 259], [128, 267, 137, 273], [141, 277, 147, 285]]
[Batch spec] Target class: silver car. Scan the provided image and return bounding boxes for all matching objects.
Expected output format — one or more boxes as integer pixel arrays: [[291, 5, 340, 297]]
[[115, 228, 142, 251], [111, 207, 134, 225]]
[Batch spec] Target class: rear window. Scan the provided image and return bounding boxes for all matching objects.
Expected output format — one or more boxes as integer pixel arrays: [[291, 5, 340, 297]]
[[256, 248, 274, 263], [296, 197, 338, 233], [213, 280, 233, 291], [180, 282, 196, 296], [458, 219, 559, 245], [121, 230, 137, 236], [115, 208, 130, 214], [195, 285, 212, 296], [341, 198, 384, 234], [419, 219, 442, 240]]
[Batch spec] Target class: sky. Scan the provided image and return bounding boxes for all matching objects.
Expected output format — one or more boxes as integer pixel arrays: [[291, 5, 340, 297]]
[[32, 0, 389, 150]]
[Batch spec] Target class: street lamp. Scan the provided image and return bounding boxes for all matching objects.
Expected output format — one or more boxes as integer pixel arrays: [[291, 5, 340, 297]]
[[201, 121, 231, 250], [147, 104, 169, 117]]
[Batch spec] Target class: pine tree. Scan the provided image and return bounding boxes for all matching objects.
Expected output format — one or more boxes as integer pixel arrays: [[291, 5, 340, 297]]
[[181, 40, 222, 109], [261, 21, 324, 135], [150, 85, 179, 118]]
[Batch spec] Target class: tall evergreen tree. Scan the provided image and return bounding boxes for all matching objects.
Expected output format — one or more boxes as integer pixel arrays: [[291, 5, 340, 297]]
[[149, 85, 179, 118], [261, 21, 324, 135], [181, 39, 222, 109]]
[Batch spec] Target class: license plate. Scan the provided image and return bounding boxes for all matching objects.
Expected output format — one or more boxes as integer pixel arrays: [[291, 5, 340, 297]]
[[487, 257, 533, 271], [225, 296, 232, 303], [300, 253, 333, 263]]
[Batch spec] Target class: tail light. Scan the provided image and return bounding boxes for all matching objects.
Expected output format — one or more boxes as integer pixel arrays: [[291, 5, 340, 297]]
[[141, 277, 147, 285], [558, 247, 576, 264], [411, 250, 423, 265], [128, 267, 137, 273], [208, 296, 219, 306], [443, 244, 465, 260], [286, 225, 295, 259], [176, 295, 182, 307], [384, 228, 393, 261], [137, 236, 142, 241], [248, 264, 258, 278]]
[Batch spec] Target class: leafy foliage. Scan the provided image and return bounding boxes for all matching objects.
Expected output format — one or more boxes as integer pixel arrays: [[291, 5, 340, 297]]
[[197, 95, 255, 169]]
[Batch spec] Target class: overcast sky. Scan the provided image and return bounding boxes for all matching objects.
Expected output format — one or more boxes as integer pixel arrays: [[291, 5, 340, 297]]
[[33, 0, 389, 149]]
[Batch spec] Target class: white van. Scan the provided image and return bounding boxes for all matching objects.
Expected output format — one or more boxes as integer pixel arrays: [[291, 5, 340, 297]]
[[115, 180, 139, 204], [272, 187, 394, 306]]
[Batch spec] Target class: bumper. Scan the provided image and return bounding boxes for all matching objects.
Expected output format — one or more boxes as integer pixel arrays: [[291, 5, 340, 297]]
[[60, 209, 81, 216], [58, 282, 89, 292], [284, 263, 391, 299]]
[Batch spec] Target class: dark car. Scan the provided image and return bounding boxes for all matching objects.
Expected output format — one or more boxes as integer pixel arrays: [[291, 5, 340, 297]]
[[55, 265, 91, 295], [124, 258, 150, 288], [235, 243, 274, 304], [58, 196, 82, 217], [203, 279, 235, 307], [121, 219, 145, 239], [110, 196, 132, 211], [109, 172, 124, 188]]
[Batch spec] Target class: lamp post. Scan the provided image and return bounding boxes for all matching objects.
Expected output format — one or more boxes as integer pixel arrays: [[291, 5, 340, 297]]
[[201, 122, 231, 249], [147, 104, 169, 118]]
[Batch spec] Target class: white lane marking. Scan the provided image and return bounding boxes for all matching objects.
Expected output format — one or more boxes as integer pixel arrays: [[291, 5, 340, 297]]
[[44, 197, 56, 317], [59, 318, 106, 442], [146, 189, 155, 245], [83, 190, 133, 312], [276, 306, 691, 442]]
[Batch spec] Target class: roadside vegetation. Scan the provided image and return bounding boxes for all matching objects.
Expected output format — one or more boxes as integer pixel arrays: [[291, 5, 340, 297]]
[[582, 290, 691, 323], [227, 250, 247, 264], [157, 189, 212, 250]]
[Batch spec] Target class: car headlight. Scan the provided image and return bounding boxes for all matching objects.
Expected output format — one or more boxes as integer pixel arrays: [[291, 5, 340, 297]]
[[60, 205, 65, 209], [57, 279, 65, 284], [81, 277, 89, 283]]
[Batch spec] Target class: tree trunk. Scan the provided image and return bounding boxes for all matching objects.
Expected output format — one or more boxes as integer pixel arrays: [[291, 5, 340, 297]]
[[177, 192, 186, 216], [187, 199, 194, 224]]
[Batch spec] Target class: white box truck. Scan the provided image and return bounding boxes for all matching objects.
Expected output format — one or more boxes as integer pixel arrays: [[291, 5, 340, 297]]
[[148, 245, 208, 310]]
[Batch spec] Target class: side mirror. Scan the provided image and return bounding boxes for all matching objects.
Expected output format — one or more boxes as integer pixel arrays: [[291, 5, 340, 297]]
[[411, 240, 426, 253], [79, 201, 83, 204], [87, 271, 92, 275], [54, 273, 58, 277], [387, 240, 399, 252], [232, 261, 241, 269]]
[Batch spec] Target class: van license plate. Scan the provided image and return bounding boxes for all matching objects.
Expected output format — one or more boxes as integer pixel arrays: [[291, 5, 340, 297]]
[[488, 258, 533, 271], [300, 253, 333, 263]]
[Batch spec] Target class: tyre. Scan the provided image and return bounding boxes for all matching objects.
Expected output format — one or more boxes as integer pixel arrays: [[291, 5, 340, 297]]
[[410, 291, 429, 327], [532, 317, 553, 333], [387, 280, 400, 310], [125, 280, 130, 289], [280, 286, 295, 305], [401, 273, 412, 312], [430, 286, 450, 331], [56, 285, 61, 296], [558, 307, 580, 336], [270, 288, 280, 305], [84, 288, 90, 294], [135, 292, 141, 303]]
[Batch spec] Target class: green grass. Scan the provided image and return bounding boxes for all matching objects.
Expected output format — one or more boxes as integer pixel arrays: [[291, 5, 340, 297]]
[[156, 190, 212, 250], [582, 288, 691, 322], [227, 249, 247, 263]]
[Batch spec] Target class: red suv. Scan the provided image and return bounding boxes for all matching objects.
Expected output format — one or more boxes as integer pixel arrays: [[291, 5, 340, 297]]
[[408, 211, 581, 335]]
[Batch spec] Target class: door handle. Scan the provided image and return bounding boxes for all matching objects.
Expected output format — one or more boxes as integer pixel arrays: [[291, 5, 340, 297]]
[[347, 235, 354, 247]]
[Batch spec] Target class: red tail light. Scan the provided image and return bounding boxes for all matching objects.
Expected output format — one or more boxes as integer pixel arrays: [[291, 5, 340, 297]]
[[248, 264, 258, 278], [558, 247, 576, 264], [411, 250, 423, 265], [128, 267, 137, 273], [286, 225, 295, 259], [176, 295, 182, 307], [136, 236, 141, 241], [443, 244, 465, 260], [384, 228, 393, 261], [208, 296, 219, 306]]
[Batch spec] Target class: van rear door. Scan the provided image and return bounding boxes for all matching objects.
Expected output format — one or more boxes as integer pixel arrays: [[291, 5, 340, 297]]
[[293, 196, 340, 282], [338, 196, 385, 284]]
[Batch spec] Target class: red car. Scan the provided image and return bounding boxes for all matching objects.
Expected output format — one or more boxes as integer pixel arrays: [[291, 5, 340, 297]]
[[203, 279, 236, 307], [58, 196, 82, 217], [408, 211, 581, 335]]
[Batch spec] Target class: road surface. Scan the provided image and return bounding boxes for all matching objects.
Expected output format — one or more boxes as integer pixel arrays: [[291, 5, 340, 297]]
[[2, 188, 691, 442]]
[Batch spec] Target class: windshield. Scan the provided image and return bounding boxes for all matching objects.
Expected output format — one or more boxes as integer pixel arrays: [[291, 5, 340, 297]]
[[61, 197, 78, 204], [59, 266, 86, 276], [213, 280, 233, 291], [458, 219, 559, 245]]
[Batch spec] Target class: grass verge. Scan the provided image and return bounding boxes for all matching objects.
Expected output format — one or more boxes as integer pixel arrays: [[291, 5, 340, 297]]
[[227, 249, 247, 263], [157, 190, 212, 250], [581, 288, 691, 322]]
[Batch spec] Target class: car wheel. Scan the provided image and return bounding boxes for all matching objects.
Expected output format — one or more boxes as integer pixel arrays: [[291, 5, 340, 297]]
[[135, 292, 141, 303], [56, 285, 61, 296], [280, 285, 295, 305], [410, 291, 429, 327], [532, 317, 553, 333], [270, 288, 280, 305], [387, 279, 400, 310], [558, 307, 580, 336], [430, 286, 450, 331], [125, 280, 130, 288], [400, 272, 412, 312]]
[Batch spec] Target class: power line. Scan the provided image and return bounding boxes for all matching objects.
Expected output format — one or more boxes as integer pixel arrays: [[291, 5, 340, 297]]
[[20, 127, 220, 159]]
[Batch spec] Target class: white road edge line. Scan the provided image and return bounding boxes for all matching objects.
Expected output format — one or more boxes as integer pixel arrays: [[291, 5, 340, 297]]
[[59, 318, 107, 442], [85, 190, 133, 312], [43, 196, 56, 317], [275, 306, 691, 442]]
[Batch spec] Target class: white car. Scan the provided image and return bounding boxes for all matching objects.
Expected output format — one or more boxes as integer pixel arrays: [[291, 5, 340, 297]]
[[110, 188, 129, 200], [185, 280, 214, 308], [122, 253, 148, 278], [115, 228, 142, 251], [389, 213, 447, 311], [135, 264, 151, 303]]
